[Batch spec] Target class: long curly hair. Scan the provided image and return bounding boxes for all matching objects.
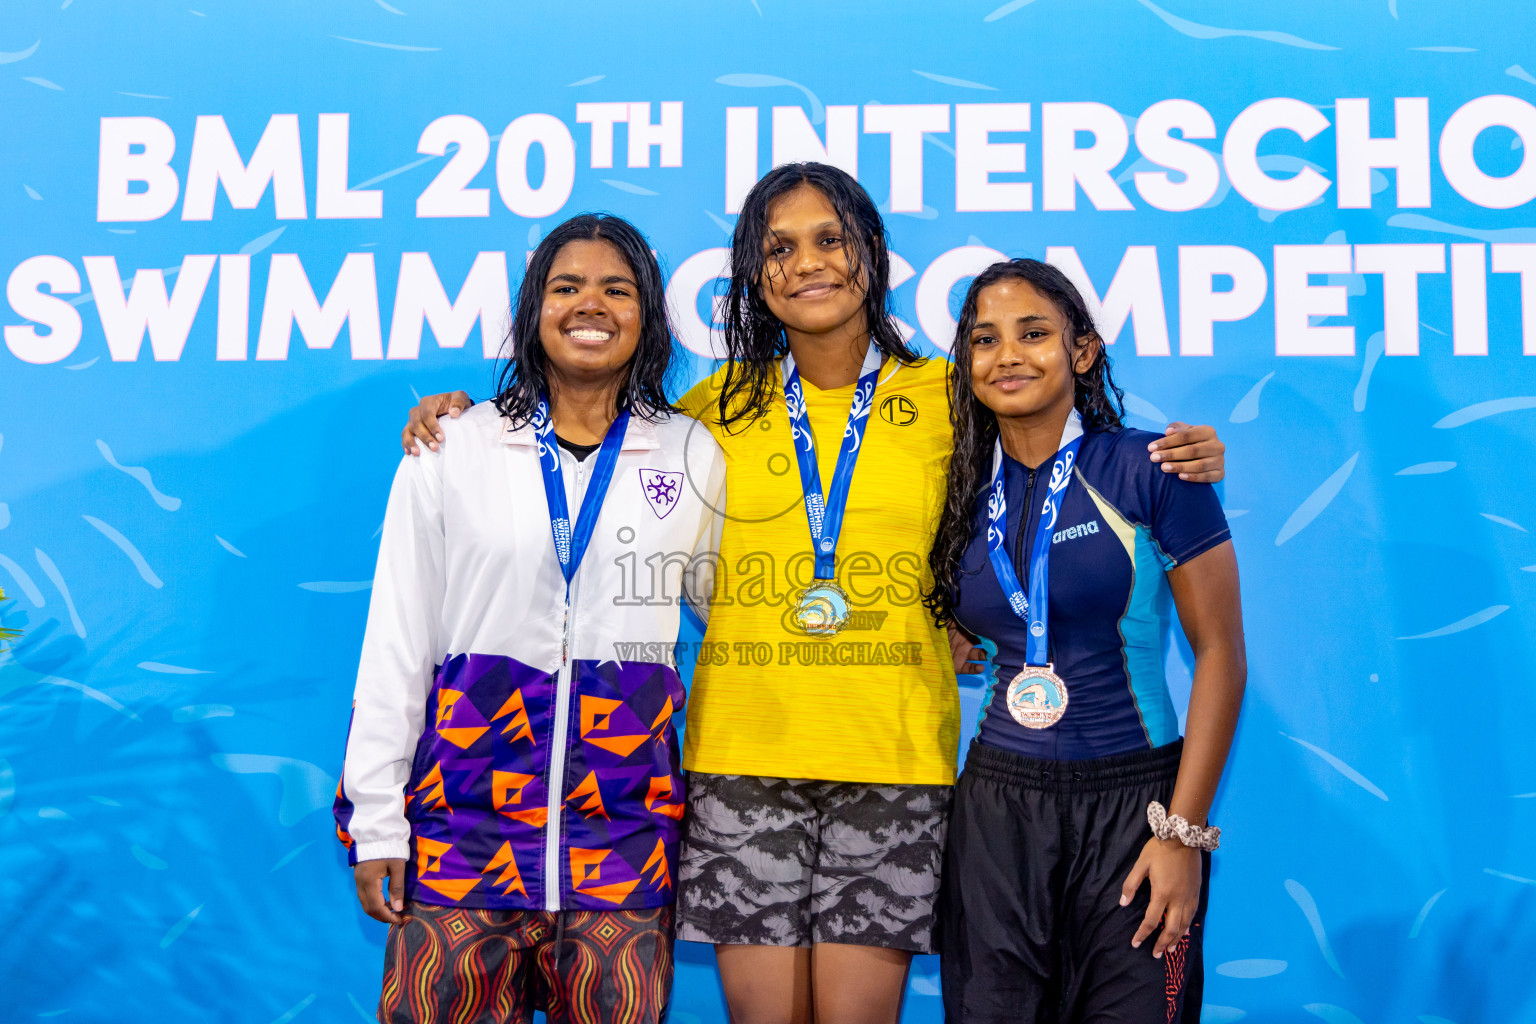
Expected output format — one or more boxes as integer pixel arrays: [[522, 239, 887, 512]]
[[924, 259, 1125, 626], [714, 162, 921, 428], [492, 213, 677, 425]]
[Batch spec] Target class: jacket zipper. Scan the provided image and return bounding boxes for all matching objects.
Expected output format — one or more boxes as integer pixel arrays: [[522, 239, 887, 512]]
[[543, 449, 587, 912], [1014, 465, 1038, 577]]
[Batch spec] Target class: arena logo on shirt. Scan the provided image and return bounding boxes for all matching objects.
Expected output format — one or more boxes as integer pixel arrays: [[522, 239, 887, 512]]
[[1052, 519, 1100, 544]]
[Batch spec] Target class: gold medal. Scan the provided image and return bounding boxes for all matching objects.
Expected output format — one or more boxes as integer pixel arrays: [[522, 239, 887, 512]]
[[1006, 664, 1069, 729], [791, 579, 851, 637]]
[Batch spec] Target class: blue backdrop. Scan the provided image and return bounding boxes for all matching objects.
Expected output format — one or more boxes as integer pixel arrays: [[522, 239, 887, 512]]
[[3, 2, 1535, 1021]]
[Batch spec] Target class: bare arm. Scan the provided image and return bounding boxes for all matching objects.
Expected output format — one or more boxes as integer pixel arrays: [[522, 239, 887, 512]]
[[1148, 422, 1227, 484], [1122, 540, 1246, 957], [1165, 540, 1246, 825], [402, 391, 476, 455]]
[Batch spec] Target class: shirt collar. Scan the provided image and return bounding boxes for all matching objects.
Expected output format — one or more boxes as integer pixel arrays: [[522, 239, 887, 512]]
[[990, 410, 1084, 478], [499, 410, 661, 452]]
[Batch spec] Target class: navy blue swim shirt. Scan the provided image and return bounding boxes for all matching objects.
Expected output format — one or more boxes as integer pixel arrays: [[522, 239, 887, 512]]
[[952, 427, 1232, 761]]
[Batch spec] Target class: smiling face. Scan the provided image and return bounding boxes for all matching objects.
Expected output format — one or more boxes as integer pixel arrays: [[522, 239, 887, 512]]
[[969, 277, 1097, 423], [537, 239, 643, 389], [757, 184, 869, 340]]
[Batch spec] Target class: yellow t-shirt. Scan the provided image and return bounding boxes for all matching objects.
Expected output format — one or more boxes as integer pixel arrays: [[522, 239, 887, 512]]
[[679, 354, 959, 785]]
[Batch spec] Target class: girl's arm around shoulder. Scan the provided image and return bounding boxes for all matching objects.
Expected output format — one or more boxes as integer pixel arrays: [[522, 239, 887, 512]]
[[1147, 421, 1226, 483], [1104, 428, 1232, 569]]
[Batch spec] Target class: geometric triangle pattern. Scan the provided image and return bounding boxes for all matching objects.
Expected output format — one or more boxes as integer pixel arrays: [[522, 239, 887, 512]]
[[558, 658, 687, 911], [339, 651, 687, 913]]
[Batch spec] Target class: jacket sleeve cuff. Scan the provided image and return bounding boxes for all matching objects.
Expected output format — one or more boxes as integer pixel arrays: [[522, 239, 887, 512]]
[[353, 840, 412, 863]]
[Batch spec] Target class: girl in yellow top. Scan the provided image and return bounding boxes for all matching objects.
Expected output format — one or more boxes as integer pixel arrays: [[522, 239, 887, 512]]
[[402, 164, 1226, 1024]]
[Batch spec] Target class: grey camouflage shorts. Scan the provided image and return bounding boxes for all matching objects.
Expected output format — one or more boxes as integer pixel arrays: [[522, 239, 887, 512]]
[[675, 772, 952, 953]]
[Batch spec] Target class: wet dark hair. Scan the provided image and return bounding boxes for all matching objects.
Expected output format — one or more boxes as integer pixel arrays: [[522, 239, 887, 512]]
[[924, 258, 1125, 625], [714, 162, 921, 427], [493, 213, 676, 425]]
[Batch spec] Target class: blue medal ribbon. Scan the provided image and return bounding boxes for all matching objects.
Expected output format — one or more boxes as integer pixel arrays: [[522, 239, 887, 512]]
[[782, 343, 885, 580], [531, 394, 631, 588], [985, 412, 1083, 667]]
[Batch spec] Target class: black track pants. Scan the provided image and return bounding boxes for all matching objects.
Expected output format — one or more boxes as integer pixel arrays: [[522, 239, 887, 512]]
[[939, 739, 1209, 1024]]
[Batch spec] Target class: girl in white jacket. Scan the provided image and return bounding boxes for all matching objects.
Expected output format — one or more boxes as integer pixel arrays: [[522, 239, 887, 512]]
[[334, 214, 724, 1024]]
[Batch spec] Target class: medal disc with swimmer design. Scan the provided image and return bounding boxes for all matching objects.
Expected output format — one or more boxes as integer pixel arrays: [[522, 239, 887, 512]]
[[1006, 664, 1069, 729], [791, 579, 851, 637]]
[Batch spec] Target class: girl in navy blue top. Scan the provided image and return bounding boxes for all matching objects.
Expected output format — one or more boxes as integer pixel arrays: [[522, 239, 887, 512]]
[[926, 260, 1246, 1024]]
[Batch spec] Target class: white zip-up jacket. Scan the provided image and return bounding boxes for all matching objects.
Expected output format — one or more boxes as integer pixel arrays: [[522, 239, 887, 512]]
[[334, 401, 725, 911]]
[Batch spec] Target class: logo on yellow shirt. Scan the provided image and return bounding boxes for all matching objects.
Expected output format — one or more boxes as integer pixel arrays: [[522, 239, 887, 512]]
[[879, 395, 919, 426]]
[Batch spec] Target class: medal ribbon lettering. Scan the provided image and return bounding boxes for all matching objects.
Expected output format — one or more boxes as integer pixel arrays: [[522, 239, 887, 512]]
[[781, 342, 885, 581], [986, 412, 1084, 667]]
